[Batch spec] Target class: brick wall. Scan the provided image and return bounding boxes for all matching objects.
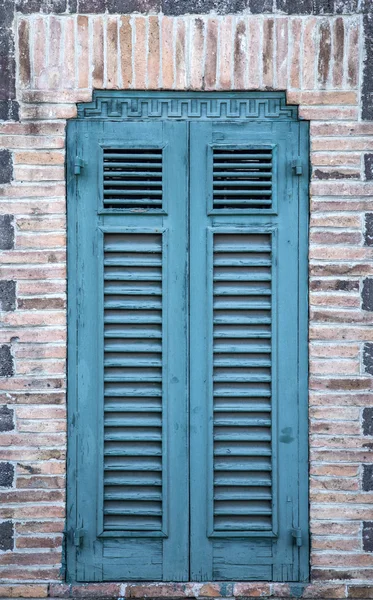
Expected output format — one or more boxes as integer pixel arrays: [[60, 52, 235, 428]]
[[1, 2, 373, 598]]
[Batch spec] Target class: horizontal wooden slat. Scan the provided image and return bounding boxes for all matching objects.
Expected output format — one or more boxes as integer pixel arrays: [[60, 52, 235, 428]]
[[213, 148, 273, 211], [103, 149, 163, 210]]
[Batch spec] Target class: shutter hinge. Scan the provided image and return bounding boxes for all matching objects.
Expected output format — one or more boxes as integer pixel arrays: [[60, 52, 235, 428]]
[[292, 158, 303, 176], [73, 528, 84, 547], [291, 527, 303, 547], [74, 157, 84, 175]]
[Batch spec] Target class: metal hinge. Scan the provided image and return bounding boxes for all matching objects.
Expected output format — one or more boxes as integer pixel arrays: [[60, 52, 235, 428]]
[[291, 527, 303, 547], [292, 158, 303, 176], [74, 157, 84, 175], [73, 528, 84, 547]]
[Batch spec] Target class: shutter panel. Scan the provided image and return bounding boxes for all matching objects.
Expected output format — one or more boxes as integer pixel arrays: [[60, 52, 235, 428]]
[[67, 120, 189, 582], [189, 120, 309, 581]]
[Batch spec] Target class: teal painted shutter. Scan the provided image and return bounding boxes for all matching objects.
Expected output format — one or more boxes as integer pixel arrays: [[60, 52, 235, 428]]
[[67, 120, 189, 581], [189, 120, 309, 581]]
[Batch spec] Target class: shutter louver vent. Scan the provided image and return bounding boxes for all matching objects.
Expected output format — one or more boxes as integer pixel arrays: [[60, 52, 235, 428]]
[[103, 233, 163, 531], [103, 149, 163, 210], [213, 232, 273, 532], [213, 149, 273, 210]]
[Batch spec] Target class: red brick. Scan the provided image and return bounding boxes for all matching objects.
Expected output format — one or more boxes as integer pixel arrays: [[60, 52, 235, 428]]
[[287, 90, 358, 105], [62, 17, 75, 89], [16, 536, 63, 549], [276, 18, 288, 89], [33, 17, 47, 89], [302, 18, 317, 90], [347, 20, 359, 88], [175, 19, 187, 90], [20, 104, 77, 120], [16, 521, 65, 533], [262, 18, 274, 88], [233, 18, 246, 90], [17, 475, 66, 488], [289, 18, 301, 89], [14, 151, 65, 166], [148, 17, 160, 89], [205, 18, 218, 90], [161, 17, 174, 90], [0, 570, 61, 581], [299, 106, 359, 120], [134, 17, 147, 89], [311, 153, 361, 167], [190, 18, 205, 90], [106, 17, 119, 89], [77, 16, 89, 89], [233, 584, 270, 597], [92, 16, 104, 89], [219, 16, 233, 90], [247, 17, 260, 89], [48, 17, 62, 90], [18, 19, 31, 88], [119, 16, 132, 89], [332, 17, 345, 88], [0, 585, 48, 598]]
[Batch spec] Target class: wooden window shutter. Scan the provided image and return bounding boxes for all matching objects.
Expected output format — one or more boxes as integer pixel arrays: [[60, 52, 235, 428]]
[[189, 120, 309, 581], [67, 120, 189, 581], [67, 93, 309, 584]]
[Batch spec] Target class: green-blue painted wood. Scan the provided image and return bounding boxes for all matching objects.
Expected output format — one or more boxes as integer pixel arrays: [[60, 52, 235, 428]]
[[67, 119, 189, 581], [67, 92, 309, 583], [189, 119, 309, 581]]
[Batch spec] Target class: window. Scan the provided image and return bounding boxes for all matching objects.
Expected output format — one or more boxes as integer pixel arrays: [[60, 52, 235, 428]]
[[67, 92, 309, 583]]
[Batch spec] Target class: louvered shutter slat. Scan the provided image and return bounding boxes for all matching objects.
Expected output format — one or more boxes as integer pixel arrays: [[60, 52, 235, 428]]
[[103, 148, 163, 210], [213, 148, 273, 210]]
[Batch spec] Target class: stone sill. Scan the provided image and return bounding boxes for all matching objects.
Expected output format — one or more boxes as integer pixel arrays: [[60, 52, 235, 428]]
[[4, 582, 373, 600]]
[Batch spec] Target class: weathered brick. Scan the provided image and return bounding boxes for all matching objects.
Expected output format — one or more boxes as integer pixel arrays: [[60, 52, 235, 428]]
[[365, 154, 373, 181], [205, 18, 218, 90], [0, 345, 14, 378], [247, 16, 260, 89], [106, 17, 119, 89], [175, 19, 187, 90], [0, 521, 13, 552], [92, 16, 104, 89], [118, 16, 132, 89], [262, 18, 274, 88], [363, 343, 373, 376], [0, 281, 16, 312], [317, 19, 331, 87], [0, 405, 14, 432], [289, 18, 301, 89], [233, 18, 246, 90], [0, 584, 48, 597], [77, 16, 89, 89], [0, 150, 13, 185], [0, 215, 14, 250], [363, 522, 373, 552], [219, 16, 233, 90], [134, 17, 147, 89], [161, 17, 174, 89], [0, 462, 14, 488], [148, 16, 160, 89]]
